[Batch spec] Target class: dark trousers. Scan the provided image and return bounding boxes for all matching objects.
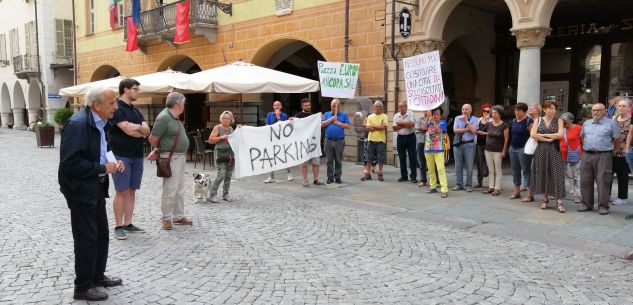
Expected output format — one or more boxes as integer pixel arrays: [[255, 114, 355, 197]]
[[580, 152, 613, 210], [67, 181, 109, 291], [416, 142, 427, 183], [325, 139, 345, 179], [475, 144, 486, 185], [611, 156, 630, 199], [397, 133, 417, 180]]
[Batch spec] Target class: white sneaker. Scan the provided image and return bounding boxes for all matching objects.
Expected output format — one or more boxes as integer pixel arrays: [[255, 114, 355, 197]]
[[263, 177, 275, 183], [223, 195, 233, 202], [210, 196, 220, 203], [612, 198, 627, 206], [287, 173, 294, 181]]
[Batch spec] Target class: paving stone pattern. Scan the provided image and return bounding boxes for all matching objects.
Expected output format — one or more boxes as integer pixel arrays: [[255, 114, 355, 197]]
[[1, 130, 632, 305]]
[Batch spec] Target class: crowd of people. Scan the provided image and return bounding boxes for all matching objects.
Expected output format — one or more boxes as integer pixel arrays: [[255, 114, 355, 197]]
[[57, 79, 633, 300]]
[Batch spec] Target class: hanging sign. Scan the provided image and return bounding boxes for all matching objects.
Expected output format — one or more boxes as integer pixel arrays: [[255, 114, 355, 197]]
[[399, 8, 411, 38]]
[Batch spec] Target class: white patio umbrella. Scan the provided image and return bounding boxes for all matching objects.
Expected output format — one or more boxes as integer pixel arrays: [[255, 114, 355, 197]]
[[59, 76, 126, 97], [176, 61, 320, 93], [59, 69, 194, 97]]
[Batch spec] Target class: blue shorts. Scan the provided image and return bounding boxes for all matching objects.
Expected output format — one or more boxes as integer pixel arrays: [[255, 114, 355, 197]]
[[112, 156, 144, 191]]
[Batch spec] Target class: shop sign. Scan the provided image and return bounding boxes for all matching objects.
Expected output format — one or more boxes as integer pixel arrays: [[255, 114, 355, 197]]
[[549, 18, 633, 38], [403, 50, 445, 111], [399, 8, 411, 38]]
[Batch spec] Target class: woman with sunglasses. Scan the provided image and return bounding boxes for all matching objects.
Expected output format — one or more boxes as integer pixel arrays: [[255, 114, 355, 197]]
[[474, 103, 491, 188]]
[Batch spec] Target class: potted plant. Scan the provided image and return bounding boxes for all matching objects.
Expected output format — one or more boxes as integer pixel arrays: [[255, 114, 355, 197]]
[[54, 107, 74, 134], [35, 121, 55, 148]]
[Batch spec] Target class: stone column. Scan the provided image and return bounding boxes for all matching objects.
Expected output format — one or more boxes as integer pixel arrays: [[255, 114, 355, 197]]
[[11, 108, 26, 130], [0, 112, 12, 128], [511, 27, 551, 104], [27, 107, 40, 125]]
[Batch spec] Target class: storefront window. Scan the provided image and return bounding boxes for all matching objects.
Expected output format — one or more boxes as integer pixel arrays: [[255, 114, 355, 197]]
[[578, 45, 601, 120], [609, 43, 633, 98]]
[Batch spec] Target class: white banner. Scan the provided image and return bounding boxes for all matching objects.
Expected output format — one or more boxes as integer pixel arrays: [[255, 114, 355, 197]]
[[318, 61, 360, 98], [403, 50, 445, 111], [228, 114, 322, 178]]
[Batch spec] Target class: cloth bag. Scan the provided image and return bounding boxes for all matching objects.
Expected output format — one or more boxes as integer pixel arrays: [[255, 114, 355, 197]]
[[156, 123, 181, 178], [524, 118, 539, 155], [564, 131, 580, 163]]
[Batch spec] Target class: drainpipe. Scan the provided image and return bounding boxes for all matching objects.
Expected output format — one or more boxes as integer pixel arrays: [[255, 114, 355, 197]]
[[34, 0, 45, 116], [390, 0, 399, 113], [344, 0, 349, 63], [72, 0, 77, 86]]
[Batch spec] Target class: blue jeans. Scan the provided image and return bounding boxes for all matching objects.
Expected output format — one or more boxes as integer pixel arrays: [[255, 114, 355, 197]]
[[509, 146, 531, 187], [453, 142, 476, 187]]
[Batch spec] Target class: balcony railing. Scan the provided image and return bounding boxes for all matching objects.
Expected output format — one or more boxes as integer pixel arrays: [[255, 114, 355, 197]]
[[124, 0, 231, 47], [50, 51, 74, 69], [13, 55, 39, 78]]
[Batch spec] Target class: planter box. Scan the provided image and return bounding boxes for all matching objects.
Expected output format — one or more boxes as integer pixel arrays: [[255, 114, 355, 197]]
[[35, 126, 55, 148]]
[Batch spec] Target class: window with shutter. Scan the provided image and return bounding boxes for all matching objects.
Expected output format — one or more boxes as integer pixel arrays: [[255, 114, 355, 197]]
[[117, 2, 125, 27], [55, 19, 65, 57], [0, 34, 7, 66], [64, 20, 73, 58], [25, 21, 36, 56], [10, 28, 19, 59]]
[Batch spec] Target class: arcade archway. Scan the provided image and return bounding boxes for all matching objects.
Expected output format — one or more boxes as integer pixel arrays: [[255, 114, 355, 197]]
[[1, 83, 12, 128], [91, 65, 121, 81], [252, 39, 326, 117], [158, 55, 206, 130], [12, 81, 27, 129]]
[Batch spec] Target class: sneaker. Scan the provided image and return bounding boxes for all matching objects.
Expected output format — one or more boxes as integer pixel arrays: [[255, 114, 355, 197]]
[[577, 206, 593, 212], [326, 178, 334, 184], [335, 178, 342, 184], [174, 217, 193, 225], [398, 177, 408, 182], [426, 188, 438, 194], [612, 198, 627, 206], [123, 224, 145, 234], [223, 195, 233, 202], [411, 179, 418, 184], [263, 177, 275, 183], [162, 219, 173, 230], [210, 196, 220, 203], [360, 174, 372, 181], [113, 227, 127, 240], [465, 187, 473, 192], [287, 173, 294, 181], [313, 180, 324, 186], [418, 181, 426, 187], [573, 196, 582, 204], [441, 192, 448, 198], [599, 207, 609, 215], [451, 186, 463, 191]]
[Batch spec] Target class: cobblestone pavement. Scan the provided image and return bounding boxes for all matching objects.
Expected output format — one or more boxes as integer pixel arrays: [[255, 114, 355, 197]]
[[1, 129, 633, 305]]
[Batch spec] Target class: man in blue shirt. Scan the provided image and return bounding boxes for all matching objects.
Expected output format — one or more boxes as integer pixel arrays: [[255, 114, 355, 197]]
[[322, 98, 351, 184], [263, 100, 293, 183], [579, 102, 621, 215], [59, 87, 125, 301], [452, 104, 479, 192]]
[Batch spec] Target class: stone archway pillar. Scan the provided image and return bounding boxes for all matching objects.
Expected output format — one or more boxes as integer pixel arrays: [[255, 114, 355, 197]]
[[0, 112, 11, 128], [27, 107, 40, 125], [512, 27, 551, 104], [11, 108, 26, 130]]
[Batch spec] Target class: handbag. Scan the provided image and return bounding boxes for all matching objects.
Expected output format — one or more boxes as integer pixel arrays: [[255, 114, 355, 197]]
[[564, 130, 580, 163], [156, 123, 181, 178], [524, 118, 539, 155]]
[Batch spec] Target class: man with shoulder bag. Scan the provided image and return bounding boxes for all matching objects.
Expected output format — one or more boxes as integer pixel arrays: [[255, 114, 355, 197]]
[[148, 92, 192, 230]]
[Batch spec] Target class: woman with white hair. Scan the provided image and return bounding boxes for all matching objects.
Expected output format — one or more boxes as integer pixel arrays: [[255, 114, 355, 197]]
[[560, 112, 583, 204], [207, 111, 238, 203], [611, 99, 632, 206]]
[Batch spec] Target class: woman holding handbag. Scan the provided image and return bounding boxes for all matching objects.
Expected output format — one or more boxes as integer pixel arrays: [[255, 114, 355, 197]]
[[560, 112, 583, 204], [530, 101, 566, 212], [208, 111, 238, 203]]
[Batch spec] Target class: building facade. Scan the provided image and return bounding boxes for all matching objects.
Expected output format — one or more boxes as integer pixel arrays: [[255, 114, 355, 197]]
[[72, 0, 632, 161], [0, 0, 74, 129]]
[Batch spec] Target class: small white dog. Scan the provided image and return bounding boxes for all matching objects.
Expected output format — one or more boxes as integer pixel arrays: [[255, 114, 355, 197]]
[[192, 173, 211, 203]]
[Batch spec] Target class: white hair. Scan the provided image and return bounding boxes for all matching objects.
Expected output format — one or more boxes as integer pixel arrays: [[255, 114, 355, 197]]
[[85, 87, 114, 107], [166, 92, 186, 108], [219, 110, 234, 123], [374, 100, 384, 107]]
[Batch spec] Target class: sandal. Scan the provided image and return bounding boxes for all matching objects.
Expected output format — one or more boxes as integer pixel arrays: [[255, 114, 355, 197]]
[[377, 173, 384, 181], [540, 198, 549, 209], [483, 188, 494, 194], [509, 193, 521, 199], [556, 200, 566, 213], [521, 197, 534, 202], [491, 189, 501, 196], [441, 192, 448, 198], [360, 174, 371, 181]]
